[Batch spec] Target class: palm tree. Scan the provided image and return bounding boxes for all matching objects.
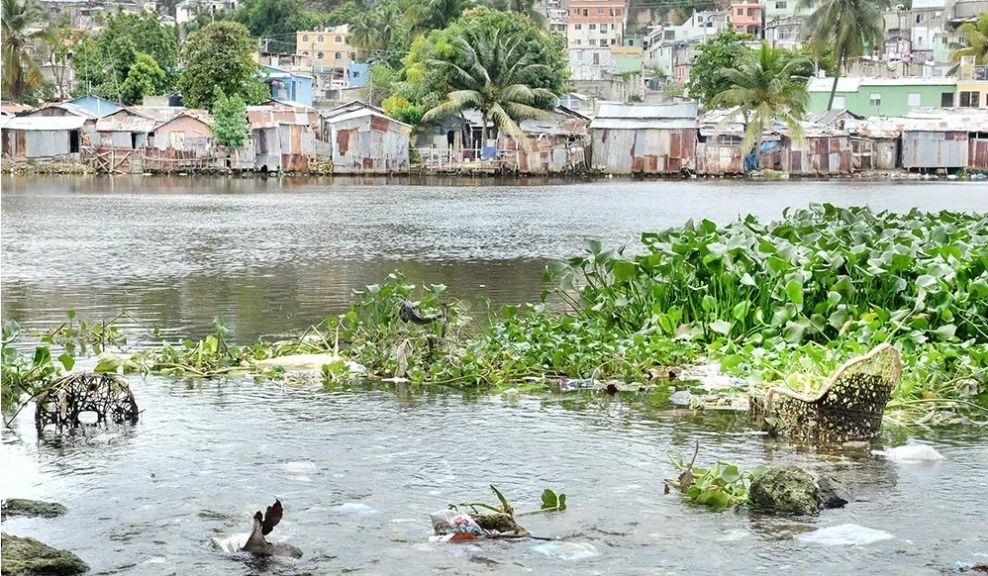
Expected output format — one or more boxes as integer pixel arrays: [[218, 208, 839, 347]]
[[351, 2, 405, 66], [713, 42, 810, 157], [483, 0, 547, 28], [421, 27, 555, 144], [798, 0, 883, 111], [951, 13, 988, 65], [409, 0, 475, 34], [2, 0, 48, 102]]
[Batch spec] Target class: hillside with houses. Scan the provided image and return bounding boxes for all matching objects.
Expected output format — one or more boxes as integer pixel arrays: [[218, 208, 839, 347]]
[[1, 0, 987, 175]]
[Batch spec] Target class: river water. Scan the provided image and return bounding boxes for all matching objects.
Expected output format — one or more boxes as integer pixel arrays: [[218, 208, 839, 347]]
[[2, 175, 988, 574]]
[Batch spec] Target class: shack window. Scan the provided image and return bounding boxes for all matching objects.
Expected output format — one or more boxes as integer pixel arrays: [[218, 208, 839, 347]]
[[907, 92, 920, 107], [941, 92, 953, 107], [869, 93, 881, 106], [69, 130, 79, 153], [959, 91, 981, 107]]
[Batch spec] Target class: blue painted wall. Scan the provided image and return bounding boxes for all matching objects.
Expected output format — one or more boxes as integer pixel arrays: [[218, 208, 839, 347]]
[[260, 66, 314, 106], [348, 62, 369, 88]]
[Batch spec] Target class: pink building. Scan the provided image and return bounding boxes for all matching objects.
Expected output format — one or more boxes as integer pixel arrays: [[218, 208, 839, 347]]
[[730, 1, 763, 36]]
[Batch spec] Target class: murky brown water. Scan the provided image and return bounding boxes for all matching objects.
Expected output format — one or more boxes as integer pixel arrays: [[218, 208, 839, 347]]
[[2, 175, 987, 575]]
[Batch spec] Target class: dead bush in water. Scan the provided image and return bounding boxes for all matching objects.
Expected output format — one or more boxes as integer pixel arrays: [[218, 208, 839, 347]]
[[35, 372, 139, 432]]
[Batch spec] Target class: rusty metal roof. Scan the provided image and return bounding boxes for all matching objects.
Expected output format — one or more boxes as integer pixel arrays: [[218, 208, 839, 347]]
[[246, 106, 310, 128], [592, 101, 698, 130], [2, 116, 88, 130]]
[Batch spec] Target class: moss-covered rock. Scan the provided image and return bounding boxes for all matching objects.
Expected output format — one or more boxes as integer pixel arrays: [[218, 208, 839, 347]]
[[748, 466, 820, 515], [1, 500, 67, 520], [1, 533, 89, 575]]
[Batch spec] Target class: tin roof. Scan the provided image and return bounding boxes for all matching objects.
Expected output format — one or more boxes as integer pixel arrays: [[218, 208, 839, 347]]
[[320, 100, 386, 119], [2, 116, 88, 130], [28, 102, 97, 118], [325, 107, 412, 129], [246, 106, 310, 128], [808, 76, 956, 92], [592, 101, 698, 129]]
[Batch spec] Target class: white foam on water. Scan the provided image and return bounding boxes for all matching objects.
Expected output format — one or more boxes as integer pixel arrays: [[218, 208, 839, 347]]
[[874, 444, 945, 463], [331, 502, 379, 515], [211, 533, 250, 553], [283, 461, 317, 473], [531, 541, 600, 560], [797, 524, 893, 546]]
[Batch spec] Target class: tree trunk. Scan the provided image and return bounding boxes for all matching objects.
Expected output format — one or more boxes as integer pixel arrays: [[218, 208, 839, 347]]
[[827, 47, 845, 111], [481, 111, 489, 152]]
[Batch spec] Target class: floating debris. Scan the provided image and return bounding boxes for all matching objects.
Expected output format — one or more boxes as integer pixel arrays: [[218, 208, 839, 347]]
[[796, 524, 893, 546], [35, 372, 139, 432], [873, 444, 945, 463]]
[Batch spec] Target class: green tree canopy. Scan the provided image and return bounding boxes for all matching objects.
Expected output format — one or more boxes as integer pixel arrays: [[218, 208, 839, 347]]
[[419, 23, 558, 141], [211, 87, 249, 148], [713, 42, 810, 153], [1, 0, 48, 102], [686, 30, 751, 110], [71, 11, 178, 101], [799, 0, 883, 110], [121, 52, 168, 105], [951, 13, 988, 65], [178, 21, 268, 109]]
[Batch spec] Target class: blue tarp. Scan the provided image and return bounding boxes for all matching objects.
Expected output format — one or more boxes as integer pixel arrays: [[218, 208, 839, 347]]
[[744, 140, 782, 172]]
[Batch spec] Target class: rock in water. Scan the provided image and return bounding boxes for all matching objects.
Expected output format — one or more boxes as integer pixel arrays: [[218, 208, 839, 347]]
[[816, 475, 851, 509], [1, 532, 89, 575], [1, 499, 67, 520], [748, 466, 820, 515]]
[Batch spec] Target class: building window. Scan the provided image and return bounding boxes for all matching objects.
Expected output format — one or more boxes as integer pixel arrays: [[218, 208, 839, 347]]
[[317, 51, 324, 59], [960, 91, 981, 107], [833, 95, 846, 108], [907, 92, 920, 106], [335, 51, 342, 59], [575, 23, 582, 29], [590, 23, 596, 29], [736, 8, 743, 15], [575, 39, 581, 45], [590, 38, 597, 45], [941, 92, 953, 107], [915, 14, 922, 23], [302, 34, 309, 42], [775, 1, 786, 8], [335, 35, 341, 42], [611, 38, 617, 44], [583, 9, 588, 16], [593, 52, 600, 65], [869, 93, 881, 106], [575, 51, 582, 61], [318, 35, 324, 42], [350, 52, 356, 60], [597, 7, 604, 14]]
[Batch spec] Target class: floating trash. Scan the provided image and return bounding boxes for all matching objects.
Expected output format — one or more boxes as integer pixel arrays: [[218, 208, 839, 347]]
[[668, 390, 693, 406], [796, 524, 893, 546], [531, 541, 600, 560], [331, 502, 379, 516], [874, 444, 944, 463]]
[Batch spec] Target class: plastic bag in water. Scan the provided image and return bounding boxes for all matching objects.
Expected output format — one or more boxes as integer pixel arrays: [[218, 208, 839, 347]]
[[429, 509, 484, 542], [797, 524, 893, 546]]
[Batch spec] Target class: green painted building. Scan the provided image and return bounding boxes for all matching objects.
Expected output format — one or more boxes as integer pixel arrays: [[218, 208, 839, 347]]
[[807, 77, 957, 116]]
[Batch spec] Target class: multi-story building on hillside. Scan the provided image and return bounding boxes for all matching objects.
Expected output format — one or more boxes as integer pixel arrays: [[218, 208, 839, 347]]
[[730, 0, 763, 37], [567, 0, 627, 79], [295, 25, 356, 89]]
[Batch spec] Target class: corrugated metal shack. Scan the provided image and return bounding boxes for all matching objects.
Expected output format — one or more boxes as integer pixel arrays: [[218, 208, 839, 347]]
[[902, 130, 969, 170], [1, 116, 89, 160], [26, 102, 97, 119], [325, 106, 411, 174], [246, 105, 318, 172], [777, 125, 853, 175], [590, 101, 698, 174], [97, 107, 182, 149], [265, 99, 321, 140], [696, 109, 745, 175], [501, 106, 590, 173], [143, 110, 216, 172]]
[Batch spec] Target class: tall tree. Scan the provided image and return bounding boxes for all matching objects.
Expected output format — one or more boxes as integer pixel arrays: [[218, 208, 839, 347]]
[[713, 43, 810, 157], [951, 13, 988, 65], [211, 87, 248, 148], [421, 26, 556, 143], [121, 52, 168, 105], [178, 21, 268, 109], [409, 0, 474, 34], [686, 30, 751, 111], [482, 0, 546, 28], [798, 0, 883, 111], [350, 1, 408, 66], [1, 0, 47, 102]]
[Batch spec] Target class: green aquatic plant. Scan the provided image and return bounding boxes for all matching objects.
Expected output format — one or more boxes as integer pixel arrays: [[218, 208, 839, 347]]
[[451, 485, 567, 517], [665, 443, 767, 509], [1, 320, 67, 412]]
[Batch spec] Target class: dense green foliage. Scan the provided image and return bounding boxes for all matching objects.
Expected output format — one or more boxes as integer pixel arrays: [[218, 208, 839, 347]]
[[71, 11, 179, 102], [210, 88, 249, 148], [686, 30, 751, 111], [4, 208, 985, 428], [1, 0, 48, 102], [799, 0, 884, 111], [178, 21, 268, 110], [951, 13, 988, 65], [420, 25, 557, 141], [713, 42, 810, 151]]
